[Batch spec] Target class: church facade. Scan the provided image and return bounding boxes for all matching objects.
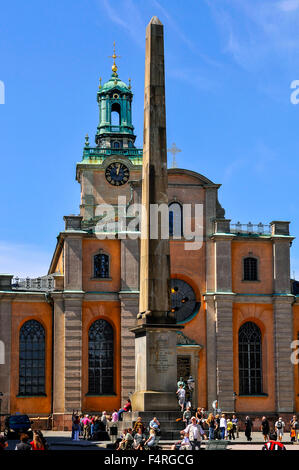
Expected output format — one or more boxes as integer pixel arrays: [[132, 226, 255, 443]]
[[0, 63, 299, 430]]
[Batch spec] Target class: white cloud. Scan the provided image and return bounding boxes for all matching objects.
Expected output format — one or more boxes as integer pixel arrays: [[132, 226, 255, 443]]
[[205, 0, 299, 71], [99, 0, 144, 47], [278, 0, 299, 12], [0, 241, 51, 278]]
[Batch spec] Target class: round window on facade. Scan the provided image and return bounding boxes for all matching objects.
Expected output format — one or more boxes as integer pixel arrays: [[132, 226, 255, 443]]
[[170, 279, 199, 323]]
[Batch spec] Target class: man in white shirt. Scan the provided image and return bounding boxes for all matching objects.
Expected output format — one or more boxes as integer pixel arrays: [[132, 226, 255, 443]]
[[275, 417, 285, 442], [184, 416, 202, 450]]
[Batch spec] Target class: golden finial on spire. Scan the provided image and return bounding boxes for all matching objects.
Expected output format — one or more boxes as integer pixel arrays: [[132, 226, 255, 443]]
[[99, 77, 102, 89], [128, 78, 131, 89], [85, 133, 90, 147], [109, 41, 121, 75]]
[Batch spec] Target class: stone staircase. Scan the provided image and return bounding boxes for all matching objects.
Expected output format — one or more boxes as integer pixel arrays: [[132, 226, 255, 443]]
[[114, 411, 186, 440]]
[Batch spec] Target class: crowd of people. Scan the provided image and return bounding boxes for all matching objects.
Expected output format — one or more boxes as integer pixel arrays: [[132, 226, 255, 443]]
[[115, 416, 161, 450], [1, 387, 299, 451]]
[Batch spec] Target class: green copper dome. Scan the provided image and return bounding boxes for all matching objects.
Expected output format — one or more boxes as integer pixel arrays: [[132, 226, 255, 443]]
[[99, 74, 132, 95]]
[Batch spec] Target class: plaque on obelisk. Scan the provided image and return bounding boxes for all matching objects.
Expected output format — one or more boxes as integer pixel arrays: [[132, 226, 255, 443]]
[[131, 17, 182, 412]]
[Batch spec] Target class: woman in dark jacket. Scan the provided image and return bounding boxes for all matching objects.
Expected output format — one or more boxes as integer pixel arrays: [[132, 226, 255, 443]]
[[261, 416, 270, 442], [245, 416, 253, 441]]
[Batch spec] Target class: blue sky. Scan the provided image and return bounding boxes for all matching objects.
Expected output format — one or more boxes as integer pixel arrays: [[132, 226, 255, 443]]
[[0, 0, 298, 278]]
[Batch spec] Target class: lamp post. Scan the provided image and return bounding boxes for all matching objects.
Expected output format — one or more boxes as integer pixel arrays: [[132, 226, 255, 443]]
[[233, 391, 237, 413], [187, 376, 195, 409]]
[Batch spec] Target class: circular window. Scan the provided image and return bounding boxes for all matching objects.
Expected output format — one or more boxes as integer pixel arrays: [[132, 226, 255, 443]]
[[170, 279, 199, 323]]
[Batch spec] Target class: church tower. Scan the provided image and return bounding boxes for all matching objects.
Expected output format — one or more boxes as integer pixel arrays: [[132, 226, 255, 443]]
[[76, 45, 143, 228]]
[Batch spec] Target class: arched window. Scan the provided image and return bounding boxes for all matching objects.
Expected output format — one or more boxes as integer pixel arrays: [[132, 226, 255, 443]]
[[94, 253, 110, 279], [88, 319, 114, 395], [113, 141, 120, 149], [111, 102, 121, 126], [19, 320, 45, 396], [239, 322, 262, 395], [243, 257, 258, 281], [169, 203, 182, 238]]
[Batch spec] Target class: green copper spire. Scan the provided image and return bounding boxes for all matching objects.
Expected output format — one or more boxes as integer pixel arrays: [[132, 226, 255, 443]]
[[81, 45, 142, 165]]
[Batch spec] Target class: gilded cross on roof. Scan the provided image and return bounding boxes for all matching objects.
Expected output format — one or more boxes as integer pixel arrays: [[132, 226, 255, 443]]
[[167, 142, 181, 168], [109, 41, 121, 75]]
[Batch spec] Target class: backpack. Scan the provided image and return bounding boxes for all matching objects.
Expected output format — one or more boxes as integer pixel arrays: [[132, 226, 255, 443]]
[[276, 421, 282, 429]]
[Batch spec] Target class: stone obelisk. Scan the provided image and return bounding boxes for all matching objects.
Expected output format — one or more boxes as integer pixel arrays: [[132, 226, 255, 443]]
[[131, 16, 181, 412]]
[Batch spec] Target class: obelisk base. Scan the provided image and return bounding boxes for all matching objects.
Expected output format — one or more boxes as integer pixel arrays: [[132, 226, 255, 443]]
[[130, 323, 182, 412], [131, 391, 178, 412]]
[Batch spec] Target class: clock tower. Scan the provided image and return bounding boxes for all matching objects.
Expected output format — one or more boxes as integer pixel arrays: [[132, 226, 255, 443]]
[[76, 47, 143, 229]]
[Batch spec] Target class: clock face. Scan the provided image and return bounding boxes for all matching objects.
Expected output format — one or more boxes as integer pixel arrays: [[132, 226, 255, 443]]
[[105, 162, 130, 186], [170, 279, 199, 323]]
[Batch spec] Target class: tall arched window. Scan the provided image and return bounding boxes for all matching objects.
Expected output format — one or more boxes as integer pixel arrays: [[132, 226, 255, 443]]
[[239, 322, 262, 395], [94, 253, 110, 279], [169, 202, 182, 238], [88, 319, 114, 395], [19, 320, 45, 396], [111, 102, 121, 126], [243, 257, 258, 281]]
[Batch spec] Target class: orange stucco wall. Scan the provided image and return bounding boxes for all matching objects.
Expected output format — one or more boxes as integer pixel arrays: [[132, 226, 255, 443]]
[[82, 301, 121, 412], [10, 301, 52, 415], [232, 240, 273, 294], [82, 239, 121, 292], [233, 303, 275, 412], [293, 303, 299, 412]]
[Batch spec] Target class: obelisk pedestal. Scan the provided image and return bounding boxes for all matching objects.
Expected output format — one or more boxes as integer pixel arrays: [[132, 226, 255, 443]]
[[131, 17, 182, 412]]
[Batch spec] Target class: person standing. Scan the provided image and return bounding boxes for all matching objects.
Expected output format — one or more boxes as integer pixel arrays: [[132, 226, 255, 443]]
[[214, 414, 221, 440], [232, 414, 239, 438], [227, 417, 235, 440], [72, 415, 80, 441], [261, 416, 270, 442], [206, 413, 216, 440], [219, 414, 227, 440], [275, 417, 285, 442], [290, 415, 299, 442], [82, 414, 91, 440], [245, 416, 253, 441], [176, 384, 186, 412], [112, 409, 118, 423], [184, 416, 202, 450]]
